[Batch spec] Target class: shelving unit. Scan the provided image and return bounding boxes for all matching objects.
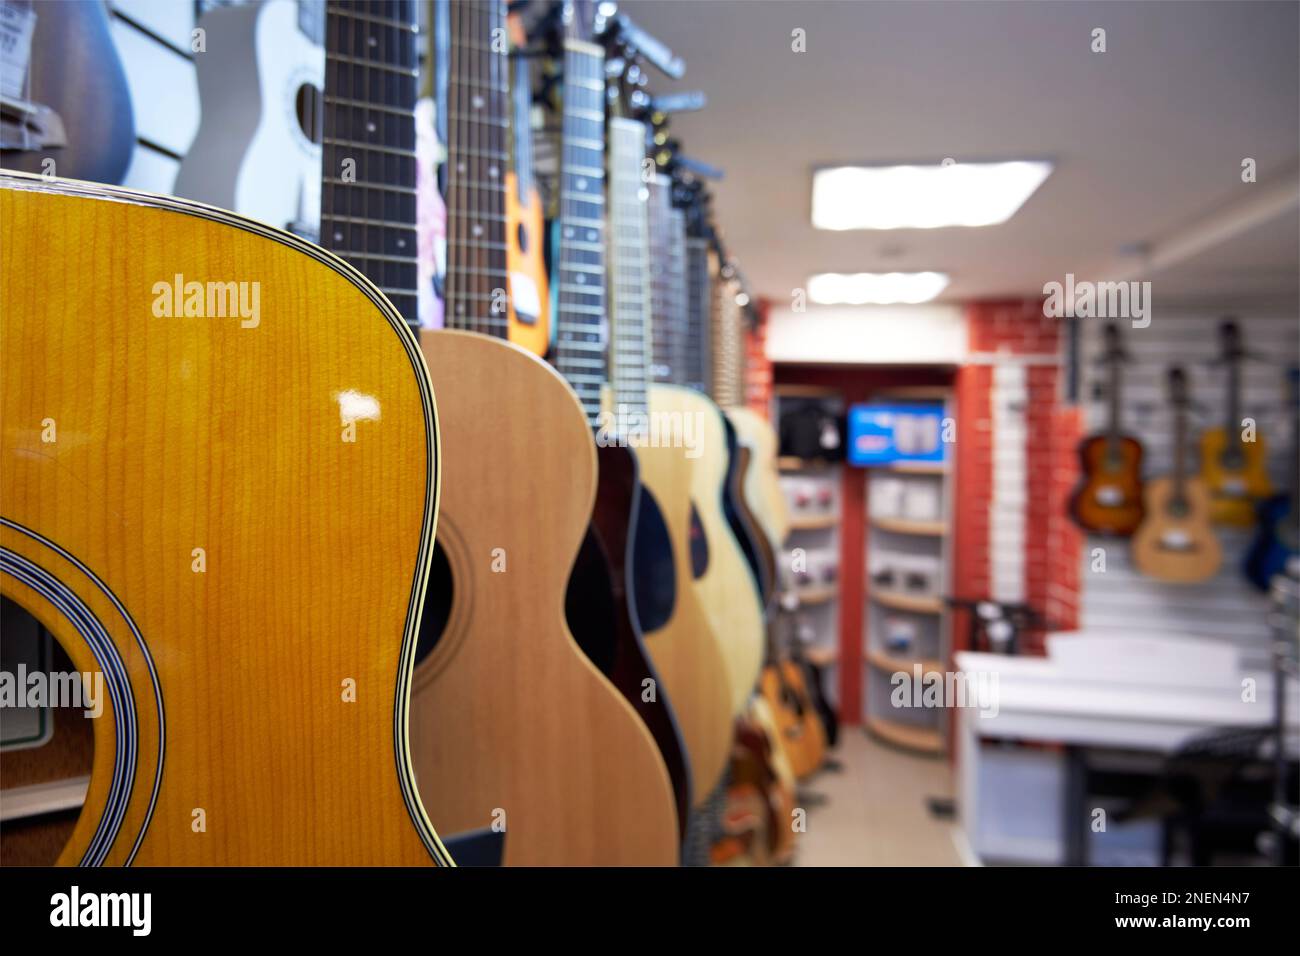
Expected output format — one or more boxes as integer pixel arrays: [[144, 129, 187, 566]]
[[862, 388, 955, 755], [774, 387, 845, 709]]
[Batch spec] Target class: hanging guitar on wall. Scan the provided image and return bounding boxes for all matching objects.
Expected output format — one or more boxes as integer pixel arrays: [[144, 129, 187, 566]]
[[1132, 367, 1223, 583], [1069, 322, 1145, 536], [1200, 318, 1273, 526], [1243, 367, 1299, 590]]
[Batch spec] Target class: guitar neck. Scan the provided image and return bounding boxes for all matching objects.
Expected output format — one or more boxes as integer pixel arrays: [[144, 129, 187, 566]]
[[711, 257, 745, 409], [647, 176, 684, 386], [319, 0, 420, 329], [553, 37, 608, 426], [1105, 355, 1122, 450], [443, 0, 510, 337], [1226, 357, 1242, 441], [682, 237, 712, 395], [606, 117, 652, 419]]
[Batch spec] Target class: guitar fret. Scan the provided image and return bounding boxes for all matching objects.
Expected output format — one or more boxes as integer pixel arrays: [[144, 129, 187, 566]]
[[445, 112, 509, 127], [326, 6, 419, 31], [327, 52, 419, 77], [323, 95, 414, 116], [323, 137, 416, 158], [322, 213, 416, 229], [324, 178, 416, 194]]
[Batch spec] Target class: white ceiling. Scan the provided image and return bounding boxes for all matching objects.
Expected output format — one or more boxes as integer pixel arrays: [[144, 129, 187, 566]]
[[621, 0, 1300, 307]]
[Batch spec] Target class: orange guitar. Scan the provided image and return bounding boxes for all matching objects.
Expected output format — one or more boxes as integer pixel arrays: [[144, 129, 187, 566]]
[[1070, 323, 1144, 535], [504, 13, 549, 356], [1200, 319, 1271, 526]]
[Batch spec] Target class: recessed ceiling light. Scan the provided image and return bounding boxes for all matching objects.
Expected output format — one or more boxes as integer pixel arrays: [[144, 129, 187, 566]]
[[807, 272, 950, 305], [811, 161, 1052, 230]]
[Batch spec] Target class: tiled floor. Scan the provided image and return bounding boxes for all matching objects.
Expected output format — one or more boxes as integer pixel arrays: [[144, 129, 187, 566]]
[[794, 728, 966, 866]]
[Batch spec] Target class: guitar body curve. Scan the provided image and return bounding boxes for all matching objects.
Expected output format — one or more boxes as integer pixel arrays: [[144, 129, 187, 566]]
[[0, 173, 448, 865], [724, 435, 774, 605], [1131, 477, 1223, 583], [633, 385, 741, 802], [669, 387, 766, 714], [174, 0, 323, 235], [411, 331, 678, 864], [759, 663, 827, 780], [566, 443, 693, 839], [1069, 434, 1145, 536], [1199, 428, 1272, 526], [0, 0, 135, 184], [727, 407, 790, 550]]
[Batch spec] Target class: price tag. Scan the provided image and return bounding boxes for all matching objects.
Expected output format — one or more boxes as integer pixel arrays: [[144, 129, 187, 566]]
[[0, 2, 37, 100]]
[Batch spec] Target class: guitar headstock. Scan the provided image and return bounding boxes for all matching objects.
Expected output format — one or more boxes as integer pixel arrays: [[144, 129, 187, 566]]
[[1101, 322, 1128, 362], [1217, 317, 1244, 361], [1167, 366, 1190, 407]]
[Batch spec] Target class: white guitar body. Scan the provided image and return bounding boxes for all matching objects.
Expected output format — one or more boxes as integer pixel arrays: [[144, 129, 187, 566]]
[[174, 0, 323, 236]]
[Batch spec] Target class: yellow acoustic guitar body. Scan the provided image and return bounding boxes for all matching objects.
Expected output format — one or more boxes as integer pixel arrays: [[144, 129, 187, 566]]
[[650, 386, 765, 716], [0, 173, 449, 865], [410, 331, 677, 865], [1199, 428, 1272, 527], [727, 407, 790, 551], [629, 385, 740, 802], [1131, 477, 1224, 583]]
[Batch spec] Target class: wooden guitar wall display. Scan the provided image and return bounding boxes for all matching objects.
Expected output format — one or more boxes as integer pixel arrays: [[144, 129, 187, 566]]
[[1200, 319, 1272, 526], [0, 0, 135, 184], [407, 0, 677, 866], [1132, 367, 1223, 583], [0, 169, 451, 866], [1070, 322, 1145, 536]]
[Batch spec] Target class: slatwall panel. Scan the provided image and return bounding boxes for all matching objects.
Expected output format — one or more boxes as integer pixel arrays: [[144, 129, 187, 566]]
[[1076, 311, 1298, 665], [108, 0, 203, 193]]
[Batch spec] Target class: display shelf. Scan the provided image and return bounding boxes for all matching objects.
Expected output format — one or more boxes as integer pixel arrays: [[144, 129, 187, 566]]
[[789, 513, 839, 530], [792, 584, 838, 606], [865, 648, 944, 677], [778, 456, 836, 473], [871, 516, 946, 537], [865, 716, 944, 754], [872, 590, 943, 615], [883, 461, 948, 475]]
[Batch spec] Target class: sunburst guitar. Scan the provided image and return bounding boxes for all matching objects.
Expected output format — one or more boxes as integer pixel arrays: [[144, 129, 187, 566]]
[[0, 172, 450, 865], [1200, 320, 1271, 526]]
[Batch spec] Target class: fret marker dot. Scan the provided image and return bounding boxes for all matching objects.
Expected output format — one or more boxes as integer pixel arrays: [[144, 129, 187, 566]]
[[472, 95, 485, 109], [397, 238, 406, 249], [564, 227, 575, 239], [472, 224, 483, 237], [488, 165, 499, 178], [586, 230, 597, 241], [368, 36, 377, 47], [576, 274, 586, 285], [457, 162, 466, 173], [333, 231, 343, 242], [576, 177, 588, 190], [366, 121, 377, 134]]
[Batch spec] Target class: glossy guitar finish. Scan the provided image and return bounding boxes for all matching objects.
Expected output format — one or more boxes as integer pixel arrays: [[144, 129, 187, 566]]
[[728, 406, 791, 552], [0, 0, 135, 184], [1200, 427, 1271, 526], [635, 386, 740, 801], [1070, 435, 1145, 536], [411, 332, 677, 865], [503, 12, 548, 356], [0, 173, 449, 865]]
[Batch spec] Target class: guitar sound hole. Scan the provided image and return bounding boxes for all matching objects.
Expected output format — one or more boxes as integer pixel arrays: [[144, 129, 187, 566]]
[[415, 542, 453, 664], [688, 502, 710, 580], [295, 83, 323, 145], [516, 222, 528, 254], [565, 528, 618, 676], [631, 486, 676, 634]]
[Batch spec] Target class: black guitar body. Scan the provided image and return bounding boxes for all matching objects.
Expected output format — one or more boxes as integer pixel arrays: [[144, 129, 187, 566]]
[[566, 442, 693, 840], [1, 0, 135, 184]]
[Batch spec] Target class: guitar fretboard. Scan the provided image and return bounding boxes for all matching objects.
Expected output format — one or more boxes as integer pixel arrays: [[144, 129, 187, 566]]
[[682, 237, 712, 395], [553, 38, 608, 425], [443, 0, 510, 337], [647, 176, 686, 386], [605, 117, 652, 420], [712, 264, 745, 409]]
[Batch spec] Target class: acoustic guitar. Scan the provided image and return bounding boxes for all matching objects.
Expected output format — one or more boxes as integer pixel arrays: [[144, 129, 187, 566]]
[[604, 110, 734, 806], [1200, 319, 1272, 526], [1132, 367, 1223, 583], [759, 604, 827, 780], [173, 0, 324, 240], [408, 0, 677, 866], [1069, 322, 1144, 536], [503, 9, 548, 355], [1244, 368, 1298, 591], [539, 1, 692, 838], [640, 171, 764, 719], [0, 0, 135, 184], [0, 169, 450, 866]]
